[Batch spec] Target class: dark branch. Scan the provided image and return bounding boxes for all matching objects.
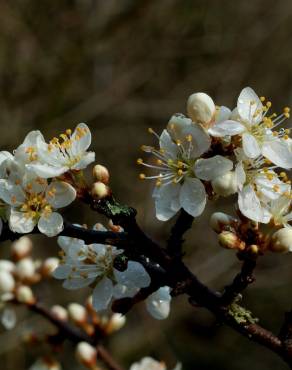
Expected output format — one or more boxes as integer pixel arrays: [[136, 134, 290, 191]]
[[167, 209, 194, 256]]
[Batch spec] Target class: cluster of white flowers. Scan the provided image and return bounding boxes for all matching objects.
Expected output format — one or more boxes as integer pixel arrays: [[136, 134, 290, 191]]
[[0, 123, 95, 237], [139, 87, 292, 249], [53, 223, 172, 317]]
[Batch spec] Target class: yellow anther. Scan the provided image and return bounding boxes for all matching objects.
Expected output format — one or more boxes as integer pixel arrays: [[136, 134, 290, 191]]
[[139, 174, 146, 180], [177, 161, 184, 168], [26, 183, 33, 191], [156, 159, 162, 165], [176, 139, 182, 146], [280, 172, 287, 178], [186, 134, 192, 142], [66, 129, 72, 135], [177, 169, 183, 176], [148, 128, 154, 134], [273, 185, 280, 192], [260, 96, 265, 102], [284, 191, 291, 197], [264, 159, 272, 164], [266, 173, 274, 181], [156, 180, 162, 187], [284, 107, 290, 113], [284, 135, 289, 140], [167, 159, 174, 165], [284, 112, 290, 119], [137, 158, 143, 165], [266, 101, 272, 108], [285, 129, 291, 134], [160, 148, 165, 154], [272, 131, 278, 136]]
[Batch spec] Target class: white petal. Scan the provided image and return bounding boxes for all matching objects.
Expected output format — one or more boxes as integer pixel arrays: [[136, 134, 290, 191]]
[[38, 212, 63, 237], [1, 308, 17, 330], [262, 140, 292, 169], [194, 155, 233, 181], [153, 184, 181, 221], [26, 163, 69, 178], [46, 181, 76, 208], [242, 133, 261, 159], [71, 151, 95, 170], [167, 114, 192, 139], [9, 209, 36, 233], [235, 162, 246, 190], [146, 286, 171, 320], [237, 87, 263, 123], [112, 284, 139, 299], [238, 185, 271, 223], [208, 120, 245, 137], [114, 261, 151, 289], [71, 123, 92, 155], [63, 276, 95, 290], [159, 130, 178, 159], [215, 106, 231, 123], [179, 178, 206, 217], [53, 265, 71, 279], [92, 277, 113, 312], [0, 180, 25, 206]]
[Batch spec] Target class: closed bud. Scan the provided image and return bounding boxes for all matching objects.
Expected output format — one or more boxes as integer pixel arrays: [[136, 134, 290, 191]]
[[51, 305, 68, 321], [0, 260, 15, 274], [16, 285, 35, 305], [11, 236, 32, 260], [270, 228, 292, 253], [106, 313, 126, 333], [91, 182, 110, 199], [218, 231, 245, 250], [42, 258, 59, 277], [75, 342, 97, 368], [211, 171, 237, 197], [93, 164, 110, 184], [16, 258, 36, 281], [210, 212, 237, 233], [0, 271, 15, 294], [68, 303, 87, 324], [187, 92, 215, 125]]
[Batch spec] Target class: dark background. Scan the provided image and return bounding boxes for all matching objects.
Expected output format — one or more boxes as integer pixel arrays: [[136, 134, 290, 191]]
[[0, 1, 292, 369]]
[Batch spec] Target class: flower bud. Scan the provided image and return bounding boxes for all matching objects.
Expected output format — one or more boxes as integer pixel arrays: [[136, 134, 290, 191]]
[[211, 171, 237, 197], [93, 164, 110, 184], [0, 260, 15, 274], [42, 258, 59, 277], [15, 258, 36, 281], [15, 285, 35, 305], [68, 303, 87, 324], [210, 212, 237, 233], [0, 271, 15, 294], [270, 228, 292, 253], [11, 236, 32, 260], [75, 342, 97, 368], [187, 92, 215, 125], [91, 182, 110, 199], [29, 358, 62, 370], [218, 231, 245, 250], [106, 313, 126, 333], [51, 305, 68, 321]]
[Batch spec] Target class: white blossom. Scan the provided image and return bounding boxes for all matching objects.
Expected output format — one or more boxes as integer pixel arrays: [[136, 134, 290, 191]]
[[209, 87, 292, 168], [139, 116, 233, 220], [53, 232, 151, 312], [146, 286, 171, 320], [130, 357, 181, 370], [27, 123, 95, 178]]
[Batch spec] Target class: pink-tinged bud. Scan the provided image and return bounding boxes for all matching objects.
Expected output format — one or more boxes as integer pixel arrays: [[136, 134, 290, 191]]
[[75, 342, 97, 368], [218, 231, 245, 250], [15, 285, 35, 305], [0, 271, 15, 294], [106, 313, 126, 333], [91, 182, 110, 199], [15, 258, 36, 281], [68, 303, 87, 324], [211, 171, 237, 197], [210, 212, 238, 233], [187, 92, 215, 126], [93, 164, 110, 184], [11, 236, 33, 261], [270, 228, 292, 253], [42, 258, 59, 277], [51, 305, 68, 321]]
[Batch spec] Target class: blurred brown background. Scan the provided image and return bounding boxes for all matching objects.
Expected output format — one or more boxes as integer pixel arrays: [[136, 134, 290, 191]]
[[1, 0, 292, 369]]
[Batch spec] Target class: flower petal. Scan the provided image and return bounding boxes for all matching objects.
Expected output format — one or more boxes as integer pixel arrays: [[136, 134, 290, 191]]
[[26, 163, 69, 179], [238, 185, 271, 223], [215, 106, 231, 123], [262, 139, 292, 169], [9, 209, 36, 233], [46, 181, 76, 208], [63, 276, 96, 290], [182, 123, 210, 157], [38, 212, 63, 237], [209, 120, 245, 137], [146, 286, 171, 320], [71, 123, 92, 155], [114, 261, 151, 289], [71, 151, 95, 170], [242, 133, 261, 159], [153, 184, 181, 221], [237, 87, 263, 123], [159, 129, 179, 160], [92, 277, 113, 312], [194, 155, 233, 181], [179, 178, 206, 217], [235, 162, 246, 190]]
